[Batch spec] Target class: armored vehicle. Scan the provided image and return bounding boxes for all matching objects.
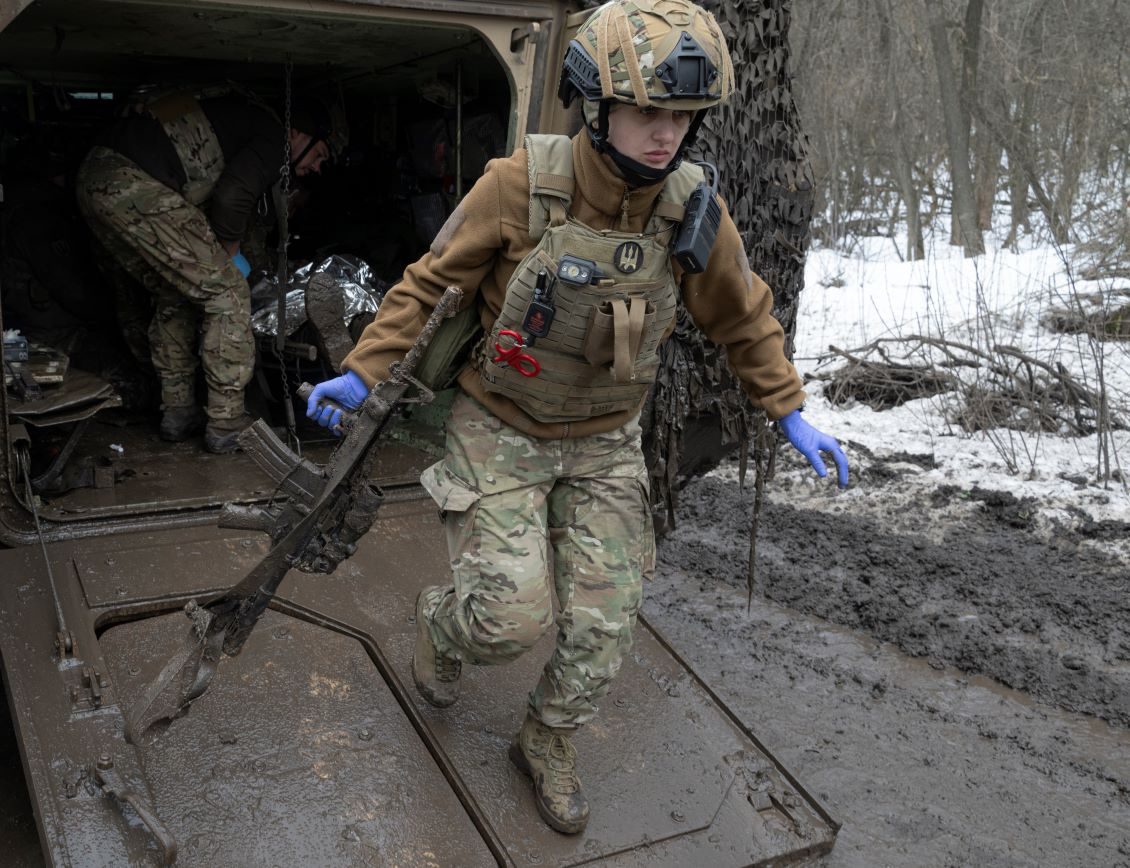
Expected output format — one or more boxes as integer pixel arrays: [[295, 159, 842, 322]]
[[0, 1, 837, 864]]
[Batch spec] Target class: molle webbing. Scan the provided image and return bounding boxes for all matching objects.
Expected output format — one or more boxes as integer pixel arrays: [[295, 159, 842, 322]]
[[480, 238, 676, 421], [479, 134, 702, 424]]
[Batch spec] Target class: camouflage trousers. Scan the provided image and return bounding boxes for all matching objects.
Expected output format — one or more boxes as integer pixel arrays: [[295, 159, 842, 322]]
[[75, 146, 253, 421], [419, 392, 654, 731]]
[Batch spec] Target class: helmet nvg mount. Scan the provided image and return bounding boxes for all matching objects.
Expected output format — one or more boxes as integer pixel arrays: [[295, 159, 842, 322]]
[[558, 0, 734, 186]]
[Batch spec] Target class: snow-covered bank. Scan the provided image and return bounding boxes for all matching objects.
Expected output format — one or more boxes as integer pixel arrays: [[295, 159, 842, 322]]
[[786, 232, 1130, 537]]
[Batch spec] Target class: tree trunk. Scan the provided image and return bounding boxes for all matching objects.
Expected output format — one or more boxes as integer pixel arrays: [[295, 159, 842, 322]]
[[1053, 97, 1090, 234], [960, 0, 1001, 231], [1005, 167, 1031, 249], [1002, 56, 1035, 246], [972, 91, 1070, 246], [924, 0, 984, 255], [874, 0, 925, 260], [959, 0, 992, 232], [974, 135, 1002, 232]]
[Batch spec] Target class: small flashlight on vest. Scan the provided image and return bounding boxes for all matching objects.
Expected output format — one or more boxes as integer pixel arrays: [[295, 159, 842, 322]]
[[557, 255, 598, 285]]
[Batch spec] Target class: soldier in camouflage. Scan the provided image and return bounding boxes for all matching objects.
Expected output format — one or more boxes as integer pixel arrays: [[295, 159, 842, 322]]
[[77, 91, 344, 452], [308, 0, 848, 835]]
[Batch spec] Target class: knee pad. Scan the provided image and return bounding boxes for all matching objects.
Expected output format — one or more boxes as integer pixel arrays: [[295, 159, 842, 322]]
[[464, 591, 554, 659]]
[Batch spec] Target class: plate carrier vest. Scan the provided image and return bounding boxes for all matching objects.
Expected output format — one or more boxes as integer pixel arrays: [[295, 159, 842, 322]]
[[478, 134, 705, 423]]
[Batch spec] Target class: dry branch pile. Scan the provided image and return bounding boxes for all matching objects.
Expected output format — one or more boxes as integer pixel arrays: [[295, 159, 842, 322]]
[[818, 343, 957, 410], [814, 336, 1127, 436]]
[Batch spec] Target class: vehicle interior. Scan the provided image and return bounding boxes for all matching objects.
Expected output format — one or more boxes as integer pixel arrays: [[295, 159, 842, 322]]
[[0, 0, 547, 535]]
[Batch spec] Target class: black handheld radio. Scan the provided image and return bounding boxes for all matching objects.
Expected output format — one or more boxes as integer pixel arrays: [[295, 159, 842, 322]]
[[522, 269, 556, 345], [673, 161, 721, 274]]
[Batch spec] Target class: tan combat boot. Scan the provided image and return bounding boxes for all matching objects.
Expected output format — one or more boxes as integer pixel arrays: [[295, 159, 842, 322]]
[[509, 714, 590, 834], [411, 588, 461, 707]]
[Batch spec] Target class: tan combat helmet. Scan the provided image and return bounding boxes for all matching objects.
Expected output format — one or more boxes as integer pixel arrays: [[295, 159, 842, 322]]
[[560, 0, 734, 111], [557, 0, 734, 185]]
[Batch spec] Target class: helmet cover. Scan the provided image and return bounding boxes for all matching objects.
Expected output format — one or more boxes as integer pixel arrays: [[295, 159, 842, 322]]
[[559, 0, 734, 112]]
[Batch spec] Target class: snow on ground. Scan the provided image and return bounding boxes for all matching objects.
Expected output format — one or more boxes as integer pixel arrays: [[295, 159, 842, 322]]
[[768, 229, 1130, 543]]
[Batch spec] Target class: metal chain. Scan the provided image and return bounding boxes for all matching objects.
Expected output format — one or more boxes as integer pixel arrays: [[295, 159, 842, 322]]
[[273, 56, 300, 453], [279, 56, 293, 203]]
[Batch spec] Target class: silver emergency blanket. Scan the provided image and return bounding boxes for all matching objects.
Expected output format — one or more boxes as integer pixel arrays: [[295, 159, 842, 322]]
[[250, 254, 387, 338]]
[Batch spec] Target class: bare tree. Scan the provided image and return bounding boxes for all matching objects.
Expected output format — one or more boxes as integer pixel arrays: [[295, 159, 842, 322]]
[[924, 0, 984, 255], [792, 0, 1130, 256], [873, 0, 925, 259]]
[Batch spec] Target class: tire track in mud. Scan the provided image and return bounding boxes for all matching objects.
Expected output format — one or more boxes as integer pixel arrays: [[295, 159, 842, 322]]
[[642, 574, 1130, 867], [661, 466, 1130, 727]]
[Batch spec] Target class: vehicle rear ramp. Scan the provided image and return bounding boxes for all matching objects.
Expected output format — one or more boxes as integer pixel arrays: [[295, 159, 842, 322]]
[[0, 494, 837, 866]]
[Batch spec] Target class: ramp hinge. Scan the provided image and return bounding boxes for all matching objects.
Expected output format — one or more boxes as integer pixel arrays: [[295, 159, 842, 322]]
[[56, 629, 76, 658]]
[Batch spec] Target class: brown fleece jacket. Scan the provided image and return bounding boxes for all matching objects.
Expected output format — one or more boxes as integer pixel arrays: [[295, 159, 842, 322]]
[[343, 132, 805, 438]]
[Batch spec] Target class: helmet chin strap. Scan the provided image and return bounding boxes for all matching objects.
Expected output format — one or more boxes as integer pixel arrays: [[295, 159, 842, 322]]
[[289, 134, 324, 174], [587, 100, 708, 188]]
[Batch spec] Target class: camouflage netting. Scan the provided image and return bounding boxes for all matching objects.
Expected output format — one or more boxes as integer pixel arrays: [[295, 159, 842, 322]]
[[622, 0, 816, 536]]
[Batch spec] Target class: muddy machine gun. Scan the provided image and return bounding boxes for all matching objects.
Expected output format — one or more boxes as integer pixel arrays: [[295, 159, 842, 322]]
[[127, 286, 463, 742]]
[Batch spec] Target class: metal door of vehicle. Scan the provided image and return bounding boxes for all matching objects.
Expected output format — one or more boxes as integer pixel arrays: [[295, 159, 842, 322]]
[[0, 484, 837, 865]]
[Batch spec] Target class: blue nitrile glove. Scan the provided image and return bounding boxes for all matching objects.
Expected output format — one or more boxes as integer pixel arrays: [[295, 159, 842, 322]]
[[779, 409, 849, 488], [231, 250, 252, 278], [306, 370, 369, 434]]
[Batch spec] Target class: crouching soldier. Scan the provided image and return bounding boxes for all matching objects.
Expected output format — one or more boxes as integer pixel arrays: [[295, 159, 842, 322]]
[[307, 0, 848, 834], [77, 88, 345, 452]]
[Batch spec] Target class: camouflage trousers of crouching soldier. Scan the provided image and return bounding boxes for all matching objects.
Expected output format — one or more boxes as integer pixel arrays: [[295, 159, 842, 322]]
[[75, 146, 253, 422], [419, 392, 654, 731]]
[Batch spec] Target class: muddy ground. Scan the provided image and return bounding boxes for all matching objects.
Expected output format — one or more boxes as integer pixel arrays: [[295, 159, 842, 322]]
[[1, 445, 1128, 866], [645, 446, 1130, 867]]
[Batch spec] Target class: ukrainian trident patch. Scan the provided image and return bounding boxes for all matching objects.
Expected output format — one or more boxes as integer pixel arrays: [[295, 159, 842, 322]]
[[614, 241, 644, 274]]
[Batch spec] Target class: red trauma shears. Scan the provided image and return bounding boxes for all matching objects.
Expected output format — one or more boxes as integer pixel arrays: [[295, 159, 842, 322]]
[[492, 329, 541, 377]]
